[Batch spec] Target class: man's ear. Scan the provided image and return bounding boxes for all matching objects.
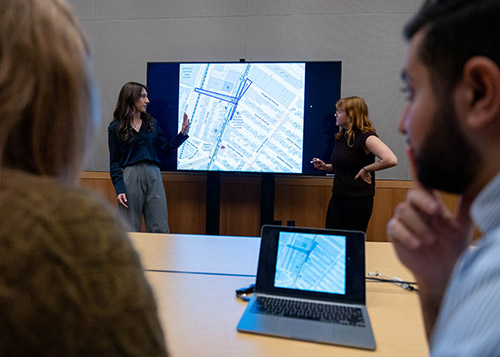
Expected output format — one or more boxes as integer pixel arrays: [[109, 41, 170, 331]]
[[458, 57, 500, 130]]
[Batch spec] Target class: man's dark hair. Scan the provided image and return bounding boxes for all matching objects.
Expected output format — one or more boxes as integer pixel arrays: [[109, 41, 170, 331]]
[[404, 0, 500, 93]]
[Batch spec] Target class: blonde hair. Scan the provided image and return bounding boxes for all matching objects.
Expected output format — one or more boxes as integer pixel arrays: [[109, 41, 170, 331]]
[[335, 96, 377, 146], [0, 0, 98, 183]]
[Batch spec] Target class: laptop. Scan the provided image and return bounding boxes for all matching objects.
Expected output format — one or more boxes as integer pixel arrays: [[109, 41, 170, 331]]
[[237, 224, 376, 350]]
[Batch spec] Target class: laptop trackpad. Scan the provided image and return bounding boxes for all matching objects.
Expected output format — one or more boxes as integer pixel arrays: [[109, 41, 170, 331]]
[[277, 318, 334, 342]]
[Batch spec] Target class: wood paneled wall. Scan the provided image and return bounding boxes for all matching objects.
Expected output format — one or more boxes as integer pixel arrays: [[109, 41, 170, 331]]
[[79, 171, 461, 242]]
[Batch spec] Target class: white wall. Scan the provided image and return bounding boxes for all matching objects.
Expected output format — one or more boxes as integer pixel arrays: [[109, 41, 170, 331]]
[[68, 0, 426, 180]]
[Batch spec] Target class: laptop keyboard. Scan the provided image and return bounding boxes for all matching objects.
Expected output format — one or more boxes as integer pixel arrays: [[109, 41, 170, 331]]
[[251, 296, 365, 327]]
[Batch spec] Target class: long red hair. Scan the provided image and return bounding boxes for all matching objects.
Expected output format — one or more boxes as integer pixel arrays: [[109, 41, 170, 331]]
[[335, 96, 377, 147]]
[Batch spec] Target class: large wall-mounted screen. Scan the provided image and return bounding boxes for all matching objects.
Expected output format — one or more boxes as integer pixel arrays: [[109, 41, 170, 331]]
[[147, 61, 341, 175]]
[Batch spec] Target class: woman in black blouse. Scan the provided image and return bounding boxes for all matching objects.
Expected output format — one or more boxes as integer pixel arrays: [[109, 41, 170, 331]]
[[108, 82, 190, 233], [313, 96, 397, 232]]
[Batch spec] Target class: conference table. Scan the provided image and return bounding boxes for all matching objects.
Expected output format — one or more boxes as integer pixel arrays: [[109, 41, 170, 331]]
[[129, 232, 427, 356]]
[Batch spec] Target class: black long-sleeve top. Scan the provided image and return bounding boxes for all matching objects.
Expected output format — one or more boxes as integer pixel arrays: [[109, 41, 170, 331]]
[[108, 118, 188, 195]]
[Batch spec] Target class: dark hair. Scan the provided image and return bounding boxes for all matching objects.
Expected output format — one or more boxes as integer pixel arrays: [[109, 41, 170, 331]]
[[404, 0, 500, 93], [112, 82, 153, 140]]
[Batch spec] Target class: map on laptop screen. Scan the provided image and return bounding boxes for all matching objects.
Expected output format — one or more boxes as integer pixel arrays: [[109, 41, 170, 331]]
[[274, 231, 346, 295]]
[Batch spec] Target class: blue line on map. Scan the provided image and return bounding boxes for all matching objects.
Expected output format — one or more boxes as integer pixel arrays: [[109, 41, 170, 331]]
[[197, 71, 252, 169], [287, 241, 318, 257], [288, 240, 318, 287], [194, 78, 252, 106], [194, 89, 239, 104]]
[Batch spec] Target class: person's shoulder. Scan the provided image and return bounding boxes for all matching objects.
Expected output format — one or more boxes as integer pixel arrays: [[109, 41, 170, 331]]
[[432, 234, 500, 356], [0, 170, 141, 279], [149, 116, 159, 126], [361, 130, 378, 139], [0, 171, 130, 248], [0, 171, 166, 355], [108, 120, 119, 131], [444, 232, 500, 310], [465, 229, 500, 272], [357, 130, 378, 146]]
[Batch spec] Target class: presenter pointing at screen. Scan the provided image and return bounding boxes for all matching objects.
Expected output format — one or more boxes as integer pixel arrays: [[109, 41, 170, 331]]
[[108, 82, 190, 233], [313, 96, 397, 232]]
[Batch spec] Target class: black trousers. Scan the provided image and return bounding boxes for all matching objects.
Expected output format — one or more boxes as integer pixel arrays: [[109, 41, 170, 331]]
[[325, 195, 374, 233]]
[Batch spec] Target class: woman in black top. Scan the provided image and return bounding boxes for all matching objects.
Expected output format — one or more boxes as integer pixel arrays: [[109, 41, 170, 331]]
[[313, 96, 397, 232], [108, 82, 190, 233]]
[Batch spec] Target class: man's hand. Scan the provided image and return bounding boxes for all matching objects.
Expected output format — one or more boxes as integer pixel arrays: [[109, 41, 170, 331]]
[[386, 185, 474, 337]]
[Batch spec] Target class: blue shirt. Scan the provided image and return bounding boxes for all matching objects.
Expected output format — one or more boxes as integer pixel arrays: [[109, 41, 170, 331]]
[[430, 172, 500, 356], [108, 118, 188, 195]]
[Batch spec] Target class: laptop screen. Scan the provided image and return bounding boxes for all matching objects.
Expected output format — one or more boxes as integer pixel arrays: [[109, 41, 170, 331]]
[[256, 225, 366, 304], [275, 231, 346, 295]]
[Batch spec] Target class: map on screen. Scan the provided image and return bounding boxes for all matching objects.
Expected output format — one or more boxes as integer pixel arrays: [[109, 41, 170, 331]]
[[275, 231, 346, 295], [177, 63, 305, 172]]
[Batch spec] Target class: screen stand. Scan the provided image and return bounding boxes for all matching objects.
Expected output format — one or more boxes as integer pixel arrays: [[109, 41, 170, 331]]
[[206, 172, 275, 235], [260, 173, 275, 228], [206, 171, 220, 235]]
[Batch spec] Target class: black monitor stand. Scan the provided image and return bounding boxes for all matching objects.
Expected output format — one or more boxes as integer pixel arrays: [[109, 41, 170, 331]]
[[205, 171, 220, 235], [205, 172, 276, 235], [260, 173, 275, 228]]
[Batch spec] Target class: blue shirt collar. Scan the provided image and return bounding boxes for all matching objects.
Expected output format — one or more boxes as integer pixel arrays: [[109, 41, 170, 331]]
[[471, 171, 500, 236]]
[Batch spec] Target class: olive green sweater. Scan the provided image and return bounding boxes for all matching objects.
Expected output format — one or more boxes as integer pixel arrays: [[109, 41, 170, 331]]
[[0, 170, 168, 356]]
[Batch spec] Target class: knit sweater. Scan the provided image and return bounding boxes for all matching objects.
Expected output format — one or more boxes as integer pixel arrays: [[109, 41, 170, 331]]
[[0, 170, 168, 356]]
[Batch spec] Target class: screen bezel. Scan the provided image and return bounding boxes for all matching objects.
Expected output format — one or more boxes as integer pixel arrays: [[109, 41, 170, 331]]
[[146, 61, 342, 175], [256, 225, 366, 304]]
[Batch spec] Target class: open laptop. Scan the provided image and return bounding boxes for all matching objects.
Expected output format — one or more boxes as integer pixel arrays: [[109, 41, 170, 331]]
[[237, 224, 376, 350]]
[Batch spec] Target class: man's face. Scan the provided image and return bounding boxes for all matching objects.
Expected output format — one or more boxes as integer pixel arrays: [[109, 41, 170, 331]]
[[399, 31, 480, 194]]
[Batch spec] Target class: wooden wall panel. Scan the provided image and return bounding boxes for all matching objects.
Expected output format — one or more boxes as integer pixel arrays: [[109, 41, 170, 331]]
[[220, 176, 261, 237], [274, 177, 332, 229], [79, 171, 207, 234], [79, 172, 463, 241], [79, 171, 117, 204], [367, 184, 410, 242], [163, 173, 206, 234]]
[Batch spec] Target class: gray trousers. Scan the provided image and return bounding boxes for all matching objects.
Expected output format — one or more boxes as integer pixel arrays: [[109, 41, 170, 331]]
[[119, 163, 169, 233]]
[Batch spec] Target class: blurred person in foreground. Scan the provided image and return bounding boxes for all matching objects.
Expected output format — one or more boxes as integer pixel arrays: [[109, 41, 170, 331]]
[[387, 0, 500, 355], [0, 0, 167, 355]]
